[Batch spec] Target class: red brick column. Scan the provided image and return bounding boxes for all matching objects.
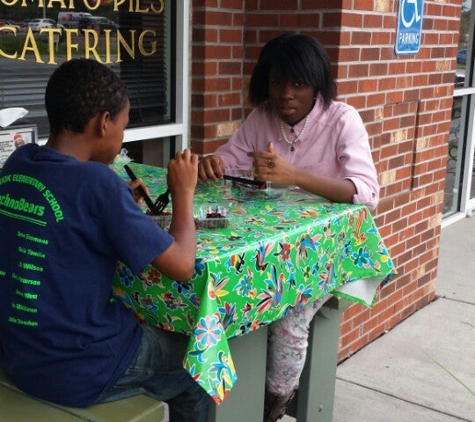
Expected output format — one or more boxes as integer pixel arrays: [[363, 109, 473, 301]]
[[190, 1, 245, 155], [189, 0, 461, 361], [336, 0, 460, 360]]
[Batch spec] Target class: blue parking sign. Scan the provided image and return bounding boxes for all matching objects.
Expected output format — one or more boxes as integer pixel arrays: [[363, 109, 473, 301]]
[[395, 0, 424, 55]]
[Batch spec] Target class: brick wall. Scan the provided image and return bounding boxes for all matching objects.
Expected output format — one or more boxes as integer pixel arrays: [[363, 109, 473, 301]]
[[190, 0, 461, 361], [190, 1, 246, 154]]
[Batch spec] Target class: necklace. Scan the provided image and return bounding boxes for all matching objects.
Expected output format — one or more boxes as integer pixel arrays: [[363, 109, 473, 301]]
[[280, 115, 309, 151]]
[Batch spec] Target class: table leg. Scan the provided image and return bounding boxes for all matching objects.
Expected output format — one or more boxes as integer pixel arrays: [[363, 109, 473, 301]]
[[287, 301, 345, 422], [207, 327, 268, 422]]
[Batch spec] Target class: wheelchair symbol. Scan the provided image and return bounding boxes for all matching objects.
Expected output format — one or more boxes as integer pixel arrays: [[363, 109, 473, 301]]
[[401, 0, 422, 28]]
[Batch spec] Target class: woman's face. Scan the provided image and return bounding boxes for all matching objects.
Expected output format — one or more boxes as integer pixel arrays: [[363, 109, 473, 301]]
[[268, 72, 316, 126]]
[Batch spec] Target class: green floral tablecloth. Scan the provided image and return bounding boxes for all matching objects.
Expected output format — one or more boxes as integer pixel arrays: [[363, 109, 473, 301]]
[[111, 163, 396, 403]]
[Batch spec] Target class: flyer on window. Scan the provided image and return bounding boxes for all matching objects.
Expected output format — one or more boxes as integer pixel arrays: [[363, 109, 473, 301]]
[[0, 127, 35, 169]]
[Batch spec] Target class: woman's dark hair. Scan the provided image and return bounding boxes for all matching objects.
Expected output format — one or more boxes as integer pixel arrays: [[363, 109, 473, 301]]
[[249, 34, 337, 108], [45, 59, 129, 135]]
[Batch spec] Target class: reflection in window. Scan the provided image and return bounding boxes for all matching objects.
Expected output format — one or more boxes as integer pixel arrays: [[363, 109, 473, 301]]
[[0, 1, 173, 138], [444, 0, 472, 217], [444, 96, 464, 215]]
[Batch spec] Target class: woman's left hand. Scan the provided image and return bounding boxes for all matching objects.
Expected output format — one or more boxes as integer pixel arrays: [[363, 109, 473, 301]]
[[252, 142, 357, 203], [251, 142, 295, 185]]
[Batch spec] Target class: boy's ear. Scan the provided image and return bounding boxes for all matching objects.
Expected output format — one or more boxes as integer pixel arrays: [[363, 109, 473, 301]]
[[97, 111, 110, 137]]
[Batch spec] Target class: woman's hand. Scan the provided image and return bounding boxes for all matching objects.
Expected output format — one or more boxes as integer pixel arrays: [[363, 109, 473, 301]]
[[252, 142, 357, 203], [251, 142, 296, 185], [198, 155, 225, 182]]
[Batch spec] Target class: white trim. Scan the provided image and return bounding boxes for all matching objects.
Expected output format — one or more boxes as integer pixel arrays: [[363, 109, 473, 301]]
[[123, 124, 184, 143], [441, 212, 468, 228], [175, 0, 190, 151], [453, 87, 475, 96], [39, 123, 185, 147]]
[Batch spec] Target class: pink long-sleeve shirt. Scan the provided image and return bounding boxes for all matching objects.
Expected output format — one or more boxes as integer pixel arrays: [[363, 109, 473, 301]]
[[214, 96, 380, 210]]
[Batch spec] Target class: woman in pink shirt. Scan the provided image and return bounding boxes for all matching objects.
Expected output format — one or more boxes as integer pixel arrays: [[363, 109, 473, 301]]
[[198, 34, 379, 422]]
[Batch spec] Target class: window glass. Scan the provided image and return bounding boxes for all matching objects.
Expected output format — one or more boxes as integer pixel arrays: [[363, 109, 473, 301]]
[[445, 95, 465, 215], [0, 0, 172, 139], [445, 0, 473, 217], [456, 4, 470, 89]]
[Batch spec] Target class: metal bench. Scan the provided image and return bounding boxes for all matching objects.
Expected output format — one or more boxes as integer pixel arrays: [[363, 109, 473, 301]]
[[206, 297, 350, 422], [0, 367, 166, 422]]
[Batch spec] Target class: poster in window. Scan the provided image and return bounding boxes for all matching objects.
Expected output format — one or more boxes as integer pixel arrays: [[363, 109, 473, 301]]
[[0, 123, 37, 168]]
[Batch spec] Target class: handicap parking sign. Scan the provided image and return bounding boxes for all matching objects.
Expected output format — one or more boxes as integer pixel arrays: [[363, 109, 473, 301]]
[[395, 0, 424, 55]]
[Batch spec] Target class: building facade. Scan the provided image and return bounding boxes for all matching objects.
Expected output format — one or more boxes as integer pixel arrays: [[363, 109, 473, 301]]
[[0, 0, 464, 362], [188, 0, 461, 361]]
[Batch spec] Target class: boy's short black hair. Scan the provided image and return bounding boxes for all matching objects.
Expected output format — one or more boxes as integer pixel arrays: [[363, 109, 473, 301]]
[[45, 59, 129, 135], [248, 33, 337, 108]]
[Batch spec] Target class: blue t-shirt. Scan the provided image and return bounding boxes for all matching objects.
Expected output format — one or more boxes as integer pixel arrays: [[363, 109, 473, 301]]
[[0, 144, 173, 407]]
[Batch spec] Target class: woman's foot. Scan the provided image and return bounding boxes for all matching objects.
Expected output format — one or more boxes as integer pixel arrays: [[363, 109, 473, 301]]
[[263, 389, 296, 422]]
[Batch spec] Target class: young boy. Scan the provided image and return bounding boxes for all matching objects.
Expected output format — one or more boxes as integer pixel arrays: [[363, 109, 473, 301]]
[[0, 59, 211, 422]]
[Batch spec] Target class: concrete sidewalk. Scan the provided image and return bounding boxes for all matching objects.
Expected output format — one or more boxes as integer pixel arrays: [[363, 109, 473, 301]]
[[327, 217, 475, 422]]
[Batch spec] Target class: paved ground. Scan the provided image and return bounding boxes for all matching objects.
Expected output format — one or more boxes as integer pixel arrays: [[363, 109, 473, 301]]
[[281, 216, 475, 421], [326, 216, 475, 422]]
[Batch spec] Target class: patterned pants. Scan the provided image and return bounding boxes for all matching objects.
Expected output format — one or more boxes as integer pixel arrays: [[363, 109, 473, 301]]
[[265, 294, 332, 395]]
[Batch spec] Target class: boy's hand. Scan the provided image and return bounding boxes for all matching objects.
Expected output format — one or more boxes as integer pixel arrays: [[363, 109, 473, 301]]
[[152, 148, 198, 281], [167, 148, 198, 194], [128, 178, 151, 205]]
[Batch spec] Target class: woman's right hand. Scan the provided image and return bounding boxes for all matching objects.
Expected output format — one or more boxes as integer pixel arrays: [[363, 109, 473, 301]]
[[198, 155, 225, 182]]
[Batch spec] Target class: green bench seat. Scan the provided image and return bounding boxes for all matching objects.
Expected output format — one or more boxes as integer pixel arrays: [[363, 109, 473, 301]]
[[0, 368, 166, 422]]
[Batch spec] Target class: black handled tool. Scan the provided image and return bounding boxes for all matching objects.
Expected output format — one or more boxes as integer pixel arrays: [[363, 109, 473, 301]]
[[124, 164, 158, 215], [223, 174, 266, 188]]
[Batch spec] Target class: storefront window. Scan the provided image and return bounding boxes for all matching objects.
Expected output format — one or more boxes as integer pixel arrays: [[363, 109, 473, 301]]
[[0, 0, 175, 141], [444, 95, 465, 214], [444, 0, 475, 220]]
